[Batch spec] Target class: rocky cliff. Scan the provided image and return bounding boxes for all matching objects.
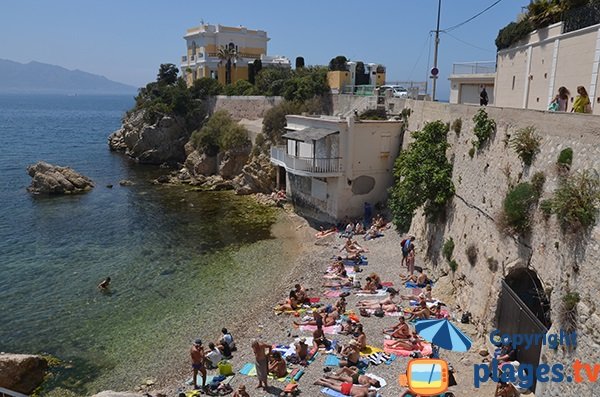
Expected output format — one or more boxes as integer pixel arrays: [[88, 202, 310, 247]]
[[108, 110, 192, 165]]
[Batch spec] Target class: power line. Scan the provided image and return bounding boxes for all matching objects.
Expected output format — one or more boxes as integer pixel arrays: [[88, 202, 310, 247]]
[[408, 32, 433, 81], [442, 31, 495, 53], [443, 0, 504, 33]]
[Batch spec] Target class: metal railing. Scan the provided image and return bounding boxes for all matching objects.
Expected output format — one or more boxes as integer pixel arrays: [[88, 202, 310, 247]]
[[270, 146, 342, 174], [0, 387, 29, 397], [452, 61, 496, 75], [384, 81, 427, 94], [563, 3, 600, 33], [341, 85, 377, 96]]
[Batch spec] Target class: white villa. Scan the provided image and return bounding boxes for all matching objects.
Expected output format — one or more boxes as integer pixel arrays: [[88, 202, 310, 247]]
[[270, 115, 403, 222]]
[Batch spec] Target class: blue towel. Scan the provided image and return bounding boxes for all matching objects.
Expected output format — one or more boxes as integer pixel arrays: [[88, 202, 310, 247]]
[[321, 387, 347, 397], [239, 363, 254, 375], [324, 354, 340, 366], [385, 353, 397, 365]]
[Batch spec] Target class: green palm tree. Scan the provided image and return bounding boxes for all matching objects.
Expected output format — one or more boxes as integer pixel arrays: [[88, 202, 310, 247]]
[[217, 45, 238, 85]]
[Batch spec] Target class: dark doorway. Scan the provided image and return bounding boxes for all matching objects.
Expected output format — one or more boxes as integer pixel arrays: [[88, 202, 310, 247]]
[[277, 166, 287, 191], [496, 268, 551, 393]]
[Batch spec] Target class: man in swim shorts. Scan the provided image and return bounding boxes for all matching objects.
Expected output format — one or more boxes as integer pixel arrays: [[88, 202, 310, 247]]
[[190, 339, 206, 390]]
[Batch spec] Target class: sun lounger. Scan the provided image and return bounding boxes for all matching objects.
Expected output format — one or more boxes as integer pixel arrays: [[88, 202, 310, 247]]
[[383, 339, 433, 357]]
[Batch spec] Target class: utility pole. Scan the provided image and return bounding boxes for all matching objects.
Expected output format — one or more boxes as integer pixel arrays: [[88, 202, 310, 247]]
[[432, 0, 442, 101]]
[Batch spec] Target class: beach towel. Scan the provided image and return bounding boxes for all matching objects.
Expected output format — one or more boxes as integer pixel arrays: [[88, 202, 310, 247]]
[[324, 290, 343, 298], [321, 387, 347, 397], [238, 362, 289, 382], [356, 289, 388, 297], [342, 259, 368, 266], [365, 308, 403, 317], [310, 297, 321, 303], [405, 281, 434, 288], [185, 374, 233, 386], [299, 324, 341, 335], [324, 354, 340, 366], [383, 339, 433, 357], [360, 345, 383, 356], [381, 282, 394, 287], [364, 373, 387, 389]]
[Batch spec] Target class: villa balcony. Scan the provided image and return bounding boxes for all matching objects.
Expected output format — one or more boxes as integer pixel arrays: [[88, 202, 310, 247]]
[[270, 146, 343, 177], [451, 61, 496, 76]]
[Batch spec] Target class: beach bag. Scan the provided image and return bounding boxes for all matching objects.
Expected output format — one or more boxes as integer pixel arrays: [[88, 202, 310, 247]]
[[218, 360, 234, 376], [548, 100, 559, 112], [373, 308, 385, 317]]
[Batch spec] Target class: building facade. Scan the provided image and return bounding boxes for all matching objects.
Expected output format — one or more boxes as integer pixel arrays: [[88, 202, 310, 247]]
[[495, 21, 600, 114], [448, 61, 496, 105], [180, 23, 290, 86], [328, 62, 386, 94], [270, 115, 403, 223]]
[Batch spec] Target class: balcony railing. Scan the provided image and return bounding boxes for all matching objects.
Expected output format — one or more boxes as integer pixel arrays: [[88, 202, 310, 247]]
[[452, 61, 496, 75], [270, 146, 342, 174]]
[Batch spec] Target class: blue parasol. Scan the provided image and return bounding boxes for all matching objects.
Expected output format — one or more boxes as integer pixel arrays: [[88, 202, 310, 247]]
[[415, 318, 472, 352]]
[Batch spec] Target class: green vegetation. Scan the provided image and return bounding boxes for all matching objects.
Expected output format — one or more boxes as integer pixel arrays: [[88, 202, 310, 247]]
[[551, 170, 600, 232], [190, 110, 250, 155], [451, 118, 462, 135], [389, 121, 455, 232], [563, 291, 580, 311], [540, 199, 553, 219], [500, 182, 539, 235], [252, 66, 329, 100], [562, 290, 580, 333], [190, 77, 223, 98], [510, 126, 542, 166], [262, 98, 327, 144], [359, 108, 388, 120], [531, 171, 546, 196], [466, 244, 478, 266], [557, 147, 574, 171], [496, 0, 588, 50], [472, 108, 496, 150], [328, 55, 349, 71], [468, 147, 475, 159], [442, 237, 455, 262], [449, 259, 458, 273], [223, 79, 257, 96]]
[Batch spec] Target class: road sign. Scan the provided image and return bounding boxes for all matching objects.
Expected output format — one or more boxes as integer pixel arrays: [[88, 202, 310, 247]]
[[430, 67, 439, 76]]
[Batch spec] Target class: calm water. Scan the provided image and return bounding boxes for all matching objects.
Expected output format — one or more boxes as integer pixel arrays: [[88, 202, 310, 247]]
[[0, 95, 286, 395]]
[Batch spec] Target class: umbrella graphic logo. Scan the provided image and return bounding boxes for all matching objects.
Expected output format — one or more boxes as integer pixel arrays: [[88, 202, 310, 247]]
[[415, 318, 472, 352]]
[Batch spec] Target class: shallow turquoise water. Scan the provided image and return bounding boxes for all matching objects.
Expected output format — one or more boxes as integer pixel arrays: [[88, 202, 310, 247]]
[[0, 94, 285, 395]]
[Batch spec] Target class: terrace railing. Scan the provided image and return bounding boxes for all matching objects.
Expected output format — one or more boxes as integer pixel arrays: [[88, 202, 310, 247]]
[[270, 146, 342, 174], [452, 61, 496, 75]]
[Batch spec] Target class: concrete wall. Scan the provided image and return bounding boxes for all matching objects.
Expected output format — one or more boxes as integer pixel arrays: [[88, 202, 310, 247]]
[[496, 21, 600, 114], [401, 99, 600, 396], [209, 95, 283, 121]]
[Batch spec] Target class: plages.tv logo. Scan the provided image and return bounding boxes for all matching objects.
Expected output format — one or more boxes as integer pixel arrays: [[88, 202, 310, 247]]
[[406, 358, 450, 396], [474, 329, 584, 389]]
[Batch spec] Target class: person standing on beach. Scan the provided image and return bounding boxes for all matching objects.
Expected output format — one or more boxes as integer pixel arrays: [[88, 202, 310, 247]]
[[400, 236, 415, 268], [190, 339, 207, 390], [251, 340, 271, 390]]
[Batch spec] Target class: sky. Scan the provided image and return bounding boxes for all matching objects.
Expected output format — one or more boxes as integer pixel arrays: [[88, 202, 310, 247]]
[[0, 0, 525, 100]]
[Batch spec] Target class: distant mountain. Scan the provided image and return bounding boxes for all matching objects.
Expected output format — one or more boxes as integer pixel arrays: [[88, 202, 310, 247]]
[[0, 59, 138, 94]]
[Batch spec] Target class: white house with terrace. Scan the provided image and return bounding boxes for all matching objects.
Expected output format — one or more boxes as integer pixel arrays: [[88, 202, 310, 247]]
[[270, 114, 403, 223]]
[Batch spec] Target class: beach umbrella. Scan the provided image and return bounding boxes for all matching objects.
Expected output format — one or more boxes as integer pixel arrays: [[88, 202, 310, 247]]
[[415, 319, 472, 352]]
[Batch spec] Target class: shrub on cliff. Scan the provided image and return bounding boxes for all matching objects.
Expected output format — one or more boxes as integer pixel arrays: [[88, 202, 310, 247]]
[[190, 110, 250, 156], [551, 170, 600, 233], [510, 126, 542, 166], [472, 108, 496, 150], [282, 66, 329, 102], [223, 79, 258, 96], [255, 68, 293, 96], [500, 182, 538, 235], [190, 77, 223, 98], [389, 120, 455, 232]]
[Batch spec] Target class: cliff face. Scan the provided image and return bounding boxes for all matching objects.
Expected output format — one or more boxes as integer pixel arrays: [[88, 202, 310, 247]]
[[108, 110, 191, 165], [399, 100, 600, 396]]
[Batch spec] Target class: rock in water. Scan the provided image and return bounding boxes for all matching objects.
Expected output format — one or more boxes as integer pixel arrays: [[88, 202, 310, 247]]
[[27, 162, 94, 195], [0, 353, 48, 395]]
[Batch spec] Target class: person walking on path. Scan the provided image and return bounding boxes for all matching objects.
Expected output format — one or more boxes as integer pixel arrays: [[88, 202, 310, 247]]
[[480, 86, 489, 106], [251, 340, 272, 390], [190, 339, 207, 390], [572, 86, 591, 113]]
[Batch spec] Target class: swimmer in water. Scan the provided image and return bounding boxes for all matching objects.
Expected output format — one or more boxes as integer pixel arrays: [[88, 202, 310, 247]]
[[98, 277, 111, 290]]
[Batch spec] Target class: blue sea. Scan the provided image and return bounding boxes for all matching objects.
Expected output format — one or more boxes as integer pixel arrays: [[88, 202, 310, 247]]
[[0, 94, 289, 395]]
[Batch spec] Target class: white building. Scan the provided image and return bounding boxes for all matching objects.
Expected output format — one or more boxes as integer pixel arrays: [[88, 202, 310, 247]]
[[448, 61, 496, 105], [270, 115, 403, 222]]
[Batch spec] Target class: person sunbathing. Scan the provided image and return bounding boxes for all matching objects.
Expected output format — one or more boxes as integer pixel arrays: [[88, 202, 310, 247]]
[[357, 277, 377, 294], [294, 283, 309, 304], [404, 270, 431, 286], [329, 260, 345, 274], [294, 310, 324, 327], [313, 326, 332, 350], [294, 338, 309, 363], [354, 324, 367, 351], [268, 351, 288, 378], [388, 333, 424, 351], [384, 317, 412, 339], [334, 296, 347, 314], [314, 378, 377, 397], [330, 367, 382, 388], [340, 319, 357, 335], [317, 226, 337, 238], [406, 299, 430, 321], [233, 384, 250, 397], [323, 277, 353, 288], [326, 269, 349, 280], [368, 273, 382, 289], [431, 302, 445, 319], [339, 340, 361, 367], [341, 222, 354, 238], [275, 290, 299, 311], [354, 221, 365, 235], [357, 290, 398, 307]]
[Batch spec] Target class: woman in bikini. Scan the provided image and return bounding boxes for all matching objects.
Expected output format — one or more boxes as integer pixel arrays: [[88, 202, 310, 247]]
[[314, 378, 377, 397], [275, 290, 299, 311], [354, 324, 367, 351], [357, 290, 398, 307], [406, 299, 430, 321], [388, 332, 424, 351], [329, 367, 382, 388], [357, 277, 377, 294]]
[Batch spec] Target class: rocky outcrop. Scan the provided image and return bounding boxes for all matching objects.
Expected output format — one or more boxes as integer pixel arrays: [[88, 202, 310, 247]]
[[233, 153, 277, 195], [108, 110, 192, 164], [27, 162, 94, 195], [218, 146, 251, 179], [184, 150, 218, 176], [0, 353, 48, 394], [182, 145, 251, 181]]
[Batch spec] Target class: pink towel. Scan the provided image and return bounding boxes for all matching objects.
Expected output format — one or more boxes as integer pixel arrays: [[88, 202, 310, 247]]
[[309, 297, 320, 303], [383, 339, 432, 357], [324, 290, 343, 298], [381, 282, 394, 287], [300, 324, 340, 335]]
